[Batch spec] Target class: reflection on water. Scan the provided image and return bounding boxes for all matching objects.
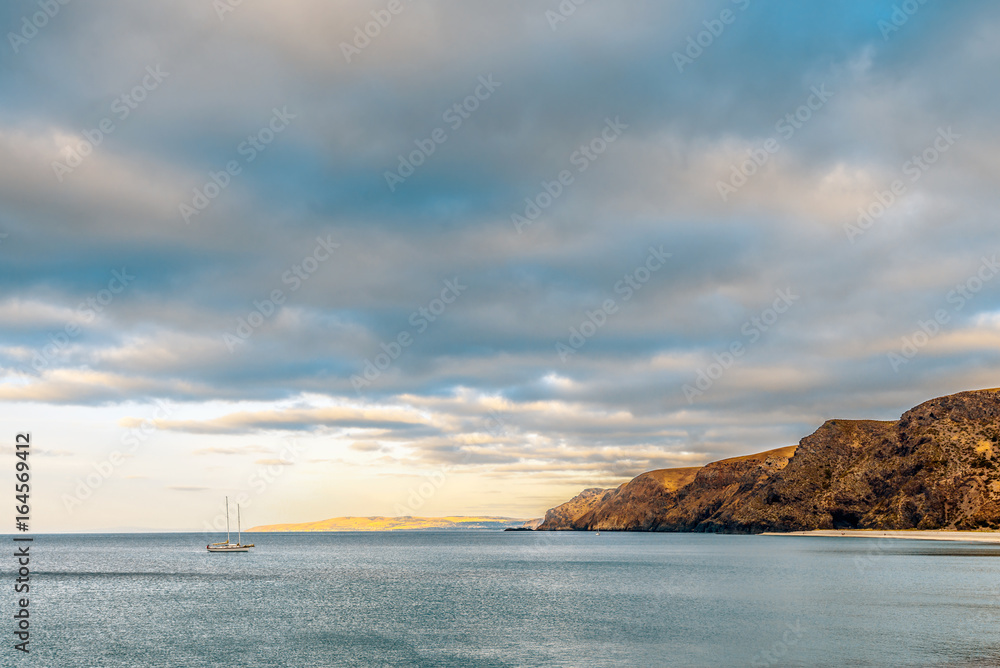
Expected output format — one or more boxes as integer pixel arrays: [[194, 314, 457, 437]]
[[4, 531, 1000, 667]]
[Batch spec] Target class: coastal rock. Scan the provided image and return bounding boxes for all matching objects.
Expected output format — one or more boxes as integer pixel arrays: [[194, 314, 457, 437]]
[[570, 467, 703, 530], [538, 487, 616, 530], [537, 388, 1000, 533], [644, 447, 796, 532]]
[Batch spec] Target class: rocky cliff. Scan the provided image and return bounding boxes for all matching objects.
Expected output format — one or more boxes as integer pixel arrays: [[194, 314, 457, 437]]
[[540, 467, 703, 530], [539, 487, 616, 530], [537, 389, 1000, 532], [566, 467, 704, 530]]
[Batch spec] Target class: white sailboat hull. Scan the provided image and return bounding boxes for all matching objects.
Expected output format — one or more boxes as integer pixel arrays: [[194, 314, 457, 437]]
[[207, 543, 251, 553]]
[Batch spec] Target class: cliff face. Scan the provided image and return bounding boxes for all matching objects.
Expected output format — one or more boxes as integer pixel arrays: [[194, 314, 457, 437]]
[[737, 389, 1000, 532], [539, 487, 616, 530], [537, 389, 1000, 533], [644, 447, 797, 532], [571, 467, 702, 530]]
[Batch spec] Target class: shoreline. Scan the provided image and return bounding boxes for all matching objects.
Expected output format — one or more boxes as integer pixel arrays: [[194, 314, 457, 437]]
[[762, 529, 1000, 544]]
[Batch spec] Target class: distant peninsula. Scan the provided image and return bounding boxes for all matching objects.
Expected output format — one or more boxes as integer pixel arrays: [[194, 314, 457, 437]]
[[250, 516, 538, 532], [538, 388, 1000, 533]]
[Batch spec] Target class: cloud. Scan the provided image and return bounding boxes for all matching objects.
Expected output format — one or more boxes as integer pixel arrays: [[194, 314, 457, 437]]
[[126, 405, 437, 434], [254, 458, 294, 467], [4, 0, 1000, 526], [349, 441, 384, 452], [191, 445, 274, 456]]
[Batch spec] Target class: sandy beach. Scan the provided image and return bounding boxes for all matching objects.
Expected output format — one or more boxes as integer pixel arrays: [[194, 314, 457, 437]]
[[763, 530, 1000, 544]]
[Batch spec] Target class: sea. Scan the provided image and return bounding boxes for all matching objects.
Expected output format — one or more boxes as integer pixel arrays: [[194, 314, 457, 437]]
[[6, 531, 1000, 667]]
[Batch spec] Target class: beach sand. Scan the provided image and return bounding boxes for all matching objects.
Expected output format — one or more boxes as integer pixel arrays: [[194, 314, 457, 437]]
[[762, 529, 1000, 543]]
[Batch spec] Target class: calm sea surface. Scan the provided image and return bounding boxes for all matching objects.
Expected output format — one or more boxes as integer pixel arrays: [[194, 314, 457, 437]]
[[6, 531, 1000, 667]]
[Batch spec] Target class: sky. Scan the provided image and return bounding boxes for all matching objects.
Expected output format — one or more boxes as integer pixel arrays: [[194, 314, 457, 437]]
[[1, 0, 999, 531]]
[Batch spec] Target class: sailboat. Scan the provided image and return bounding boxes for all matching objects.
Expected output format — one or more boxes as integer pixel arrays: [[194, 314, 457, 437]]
[[206, 496, 255, 553]]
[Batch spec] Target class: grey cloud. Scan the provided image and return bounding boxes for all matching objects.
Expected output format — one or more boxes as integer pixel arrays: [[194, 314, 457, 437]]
[[2, 0, 1000, 486]]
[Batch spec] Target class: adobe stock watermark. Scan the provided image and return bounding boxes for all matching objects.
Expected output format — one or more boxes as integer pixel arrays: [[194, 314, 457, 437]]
[[19, 268, 135, 376], [844, 126, 959, 243], [8, 0, 72, 54], [483, 409, 511, 439], [224, 235, 340, 352], [384, 75, 502, 192], [179, 106, 296, 224], [878, 0, 930, 40], [683, 287, 798, 403], [394, 411, 507, 515], [717, 83, 833, 201], [887, 254, 998, 372], [340, 0, 413, 63], [556, 246, 671, 361], [351, 278, 467, 391], [673, 0, 751, 73], [52, 64, 170, 182], [393, 466, 449, 516], [391, 455, 475, 517], [512, 117, 628, 234], [852, 536, 896, 574], [201, 437, 306, 536], [62, 399, 174, 512], [545, 0, 588, 31], [520, 523, 566, 559], [213, 0, 245, 21], [750, 620, 804, 667]]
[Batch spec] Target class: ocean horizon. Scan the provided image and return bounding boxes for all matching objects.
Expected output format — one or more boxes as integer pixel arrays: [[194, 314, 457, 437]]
[[7, 531, 1000, 667]]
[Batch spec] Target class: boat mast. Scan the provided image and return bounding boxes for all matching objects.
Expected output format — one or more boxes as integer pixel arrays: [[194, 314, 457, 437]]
[[225, 495, 231, 544], [237, 504, 241, 546]]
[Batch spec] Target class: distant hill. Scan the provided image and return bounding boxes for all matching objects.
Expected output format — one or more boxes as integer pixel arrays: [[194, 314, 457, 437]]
[[250, 516, 535, 532], [538, 388, 1000, 532]]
